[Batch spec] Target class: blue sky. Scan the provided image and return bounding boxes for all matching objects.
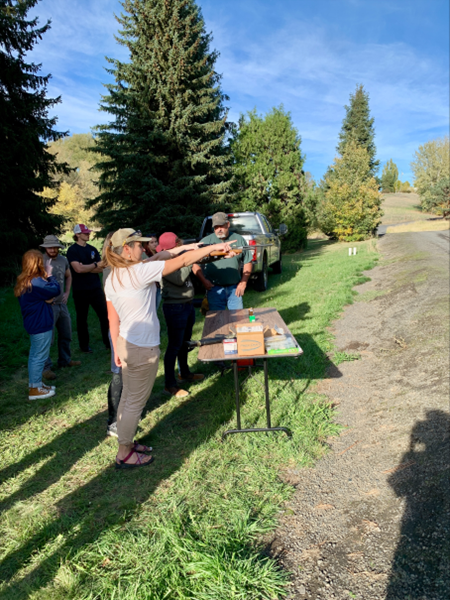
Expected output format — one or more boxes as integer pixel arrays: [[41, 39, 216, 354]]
[[30, 0, 449, 182]]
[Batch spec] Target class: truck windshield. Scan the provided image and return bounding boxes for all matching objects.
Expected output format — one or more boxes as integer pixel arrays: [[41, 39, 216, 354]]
[[203, 215, 261, 236]]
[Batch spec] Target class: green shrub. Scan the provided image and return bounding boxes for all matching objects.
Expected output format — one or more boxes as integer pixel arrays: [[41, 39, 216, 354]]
[[317, 141, 382, 241]]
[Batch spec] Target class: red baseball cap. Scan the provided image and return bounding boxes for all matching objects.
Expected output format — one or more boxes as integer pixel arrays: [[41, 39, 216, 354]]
[[73, 224, 92, 234], [156, 232, 178, 252]]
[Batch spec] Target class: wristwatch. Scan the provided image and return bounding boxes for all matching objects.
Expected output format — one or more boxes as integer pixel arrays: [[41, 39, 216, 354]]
[[93, 262, 98, 270]]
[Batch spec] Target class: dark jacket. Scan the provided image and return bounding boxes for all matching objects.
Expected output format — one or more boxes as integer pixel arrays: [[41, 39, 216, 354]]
[[18, 276, 61, 335], [161, 267, 194, 304]]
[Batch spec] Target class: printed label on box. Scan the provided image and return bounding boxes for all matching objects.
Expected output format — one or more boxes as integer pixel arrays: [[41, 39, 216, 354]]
[[223, 338, 238, 355], [236, 324, 264, 333], [239, 339, 264, 352]]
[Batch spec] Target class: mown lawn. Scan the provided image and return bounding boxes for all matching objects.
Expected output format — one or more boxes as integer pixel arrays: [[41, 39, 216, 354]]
[[0, 239, 378, 600]]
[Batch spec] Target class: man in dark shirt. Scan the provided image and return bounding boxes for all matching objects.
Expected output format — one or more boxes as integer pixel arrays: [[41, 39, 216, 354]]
[[192, 212, 253, 311], [67, 224, 110, 353]]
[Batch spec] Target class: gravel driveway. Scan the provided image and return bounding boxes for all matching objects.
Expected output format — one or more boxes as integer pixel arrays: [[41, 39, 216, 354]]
[[272, 231, 450, 600]]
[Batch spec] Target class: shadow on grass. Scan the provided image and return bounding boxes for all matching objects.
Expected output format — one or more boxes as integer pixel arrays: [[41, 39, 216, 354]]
[[0, 411, 106, 513], [0, 331, 341, 598], [0, 293, 110, 432], [386, 409, 450, 599], [0, 241, 337, 596], [0, 372, 232, 596]]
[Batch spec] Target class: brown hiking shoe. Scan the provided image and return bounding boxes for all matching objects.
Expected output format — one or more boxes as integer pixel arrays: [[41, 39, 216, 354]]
[[177, 373, 205, 383], [163, 386, 189, 398], [43, 369, 56, 380], [67, 360, 81, 367], [29, 386, 56, 400]]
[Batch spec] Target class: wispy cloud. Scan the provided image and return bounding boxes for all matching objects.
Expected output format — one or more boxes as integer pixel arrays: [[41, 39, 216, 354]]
[[210, 17, 448, 178], [29, 0, 126, 133], [26, 0, 448, 180]]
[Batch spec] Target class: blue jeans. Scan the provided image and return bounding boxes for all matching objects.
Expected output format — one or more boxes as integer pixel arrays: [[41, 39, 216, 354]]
[[163, 302, 195, 388], [29, 330, 53, 387], [44, 303, 73, 370], [207, 284, 243, 311]]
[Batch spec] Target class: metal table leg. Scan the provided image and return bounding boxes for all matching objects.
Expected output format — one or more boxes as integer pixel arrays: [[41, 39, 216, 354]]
[[234, 360, 241, 430], [222, 358, 292, 439]]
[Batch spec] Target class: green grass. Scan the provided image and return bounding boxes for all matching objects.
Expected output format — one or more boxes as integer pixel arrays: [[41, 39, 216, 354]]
[[333, 351, 361, 364], [0, 239, 379, 599]]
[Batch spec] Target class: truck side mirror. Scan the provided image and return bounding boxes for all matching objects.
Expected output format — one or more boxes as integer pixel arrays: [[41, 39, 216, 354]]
[[277, 223, 288, 236]]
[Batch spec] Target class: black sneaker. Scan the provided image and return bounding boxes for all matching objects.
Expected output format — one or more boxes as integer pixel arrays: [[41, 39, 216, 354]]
[[106, 422, 118, 438], [80, 347, 93, 354]]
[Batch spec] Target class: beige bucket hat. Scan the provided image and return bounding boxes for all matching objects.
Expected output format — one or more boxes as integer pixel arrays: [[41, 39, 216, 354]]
[[40, 234, 64, 248]]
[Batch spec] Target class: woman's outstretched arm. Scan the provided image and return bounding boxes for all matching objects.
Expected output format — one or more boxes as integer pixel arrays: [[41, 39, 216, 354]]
[[162, 243, 235, 277]]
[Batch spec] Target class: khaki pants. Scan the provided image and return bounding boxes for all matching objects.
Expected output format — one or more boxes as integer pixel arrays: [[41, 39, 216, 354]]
[[116, 336, 160, 446]]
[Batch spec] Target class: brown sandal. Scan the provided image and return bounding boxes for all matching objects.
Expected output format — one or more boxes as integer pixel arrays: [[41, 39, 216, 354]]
[[115, 449, 154, 470]]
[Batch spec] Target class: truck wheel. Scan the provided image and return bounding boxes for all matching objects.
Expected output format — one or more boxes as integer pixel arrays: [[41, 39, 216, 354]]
[[254, 255, 268, 291], [272, 253, 282, 274]]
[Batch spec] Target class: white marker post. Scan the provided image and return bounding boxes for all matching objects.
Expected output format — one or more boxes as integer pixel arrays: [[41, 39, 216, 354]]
[[349, 248, 352, 256], [353, 247, 357, 255]]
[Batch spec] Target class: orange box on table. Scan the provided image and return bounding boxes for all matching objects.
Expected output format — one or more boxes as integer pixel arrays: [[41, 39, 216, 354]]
[[235, 323, 265, 356]]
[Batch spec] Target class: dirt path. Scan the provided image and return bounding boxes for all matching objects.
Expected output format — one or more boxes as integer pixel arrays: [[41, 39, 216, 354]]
[[273, 231, 450, 600]]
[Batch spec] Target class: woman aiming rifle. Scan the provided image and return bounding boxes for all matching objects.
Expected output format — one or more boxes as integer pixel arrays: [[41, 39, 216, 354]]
[[104, 229, 235, 469]]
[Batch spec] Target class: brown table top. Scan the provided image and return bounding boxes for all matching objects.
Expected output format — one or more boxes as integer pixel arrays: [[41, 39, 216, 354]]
[[197, 307, 303, 362]]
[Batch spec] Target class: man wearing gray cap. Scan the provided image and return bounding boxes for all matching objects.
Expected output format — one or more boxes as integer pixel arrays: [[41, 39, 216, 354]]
[[192, 212, 253, 311], [40, 234, 80, 379]]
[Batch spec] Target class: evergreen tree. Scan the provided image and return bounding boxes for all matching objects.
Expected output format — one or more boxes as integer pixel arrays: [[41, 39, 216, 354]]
[[231, 106, 308, 251], [317, 140, 382, 241], [91, 0, 232, 237], [0, 0, 67, 282], [337, 84, 379, 178], [381, 159, 399, 192]]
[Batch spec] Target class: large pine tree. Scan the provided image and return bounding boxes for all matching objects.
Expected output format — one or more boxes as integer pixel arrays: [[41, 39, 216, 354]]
[[91, 0, 232, 237], [0, 0, 67, 282], [337, 84, 379, 178]]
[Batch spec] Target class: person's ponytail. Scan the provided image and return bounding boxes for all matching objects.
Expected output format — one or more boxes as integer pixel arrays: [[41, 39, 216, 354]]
[[105, 242, 141, 290]]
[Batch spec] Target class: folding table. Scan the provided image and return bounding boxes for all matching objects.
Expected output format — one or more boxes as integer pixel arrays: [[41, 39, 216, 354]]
[[198, 308, 303, 438]]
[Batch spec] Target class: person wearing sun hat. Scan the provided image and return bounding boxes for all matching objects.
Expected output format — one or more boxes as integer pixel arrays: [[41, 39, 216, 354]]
[[67, 224, 110, 353], [158, 232, 205, 399], [39, 234, 81, 379], [104, 228, 236, 469]]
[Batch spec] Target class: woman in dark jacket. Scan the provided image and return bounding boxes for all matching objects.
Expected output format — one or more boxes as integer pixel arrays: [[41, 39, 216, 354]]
[[158, 232, 205, 398], [14, 250, 61, 400]]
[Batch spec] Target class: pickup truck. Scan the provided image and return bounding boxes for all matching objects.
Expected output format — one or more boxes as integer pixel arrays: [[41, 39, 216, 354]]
[[198, 212, 287, 291]]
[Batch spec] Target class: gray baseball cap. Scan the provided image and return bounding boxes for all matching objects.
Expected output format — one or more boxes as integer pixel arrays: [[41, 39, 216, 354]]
[[40, 234, 64, 248], [211, 212, 229, 227]]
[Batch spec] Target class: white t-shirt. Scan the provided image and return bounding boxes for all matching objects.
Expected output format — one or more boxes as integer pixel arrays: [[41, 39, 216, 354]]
[[105, 261, 165, 347]]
